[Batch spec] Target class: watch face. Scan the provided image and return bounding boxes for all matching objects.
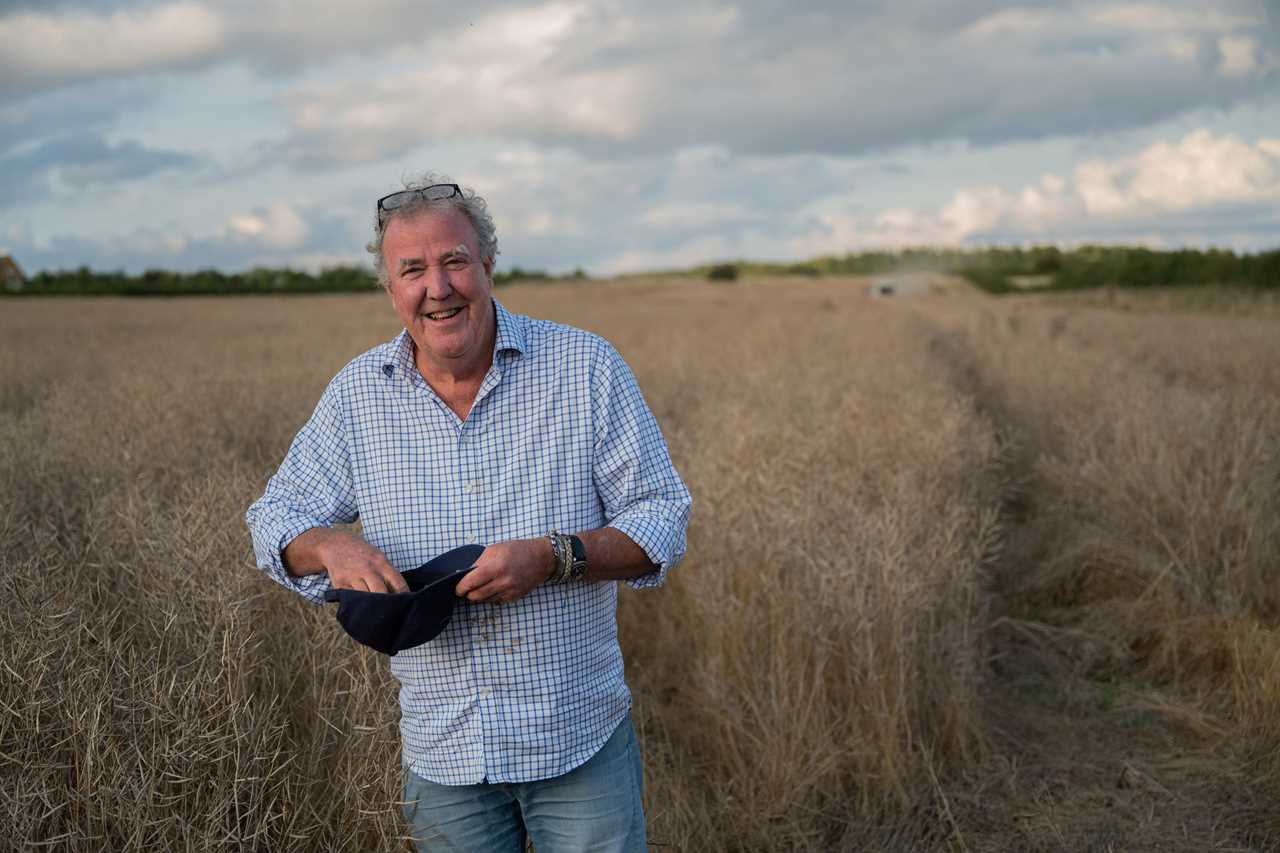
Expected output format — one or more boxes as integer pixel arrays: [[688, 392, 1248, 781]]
[[569, 534, 587, 566]]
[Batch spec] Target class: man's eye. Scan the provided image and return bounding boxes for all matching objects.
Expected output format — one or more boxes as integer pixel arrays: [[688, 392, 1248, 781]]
[[402, 266, 423, 276], [445, 258, 470, 270]]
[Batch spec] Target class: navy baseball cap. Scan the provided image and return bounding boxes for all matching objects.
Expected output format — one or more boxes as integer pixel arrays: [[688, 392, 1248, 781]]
[[323, 544, 483, 655]]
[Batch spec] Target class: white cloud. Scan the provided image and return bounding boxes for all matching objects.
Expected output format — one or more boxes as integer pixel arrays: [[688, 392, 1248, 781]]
[[512, 210, 582, 237], [640, 202, 746, 230], [263, 250, 367, 274], [4, 221, 32, 246], [485, 1, 581, 48], [0, 3, 225, 86], [276, 2, 651, 164], [1218, 35, 1260, 76], [224, 201, 308, 250], [966, 3, 1255, 40], [124, 228, 192, 257], [599, 233, 749, 274], [1073, 161, 1130, 217], [1162, 34, 1199, 62], [786, 130, 1280, 256], [0, 0, 508, 95], [1086, 4, 1255, 33], [963, 7, 1061, 37], [1077, 130, 1280, 214]]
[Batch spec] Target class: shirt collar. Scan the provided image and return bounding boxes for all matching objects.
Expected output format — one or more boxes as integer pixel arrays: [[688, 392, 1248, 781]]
[[492, 297, 526, 359], [381, 297, 525, 380]]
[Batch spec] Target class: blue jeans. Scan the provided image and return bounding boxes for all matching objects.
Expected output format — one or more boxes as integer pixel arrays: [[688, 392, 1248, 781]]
[[401, 715, 646, 853]]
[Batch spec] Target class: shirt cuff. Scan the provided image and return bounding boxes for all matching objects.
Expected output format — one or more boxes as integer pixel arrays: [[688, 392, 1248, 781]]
[[250, 515, 333, 605], [608, 513, 686, 589]]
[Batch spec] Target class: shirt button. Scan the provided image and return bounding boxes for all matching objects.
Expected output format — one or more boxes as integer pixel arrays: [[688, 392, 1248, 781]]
[[467, 533, 479, 544], [479, 687, 491, 698]]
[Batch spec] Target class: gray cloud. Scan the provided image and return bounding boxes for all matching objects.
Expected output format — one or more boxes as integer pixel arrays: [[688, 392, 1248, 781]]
[[0, 132, 198, 205], [0, 0, 521, 100], [0, 0, 125, 12], [0, 78, 156, 154], [267, 0, 1279, 164], [5, 1, 1275, 160], [0, 2, 228, 98]]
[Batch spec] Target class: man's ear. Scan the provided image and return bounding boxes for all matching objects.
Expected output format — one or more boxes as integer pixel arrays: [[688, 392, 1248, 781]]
[[483, 257, 495, 278]]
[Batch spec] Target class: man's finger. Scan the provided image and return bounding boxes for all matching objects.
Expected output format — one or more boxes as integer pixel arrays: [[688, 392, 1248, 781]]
[[383, 570, 410, 594], [366, 569, 402, 594], [455, 565, 499, 597], [464, 577, 504, 603]]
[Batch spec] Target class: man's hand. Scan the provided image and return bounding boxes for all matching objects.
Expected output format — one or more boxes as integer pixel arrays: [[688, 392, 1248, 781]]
[[454, 538, 554, 604], [283, 528, 409, 594]]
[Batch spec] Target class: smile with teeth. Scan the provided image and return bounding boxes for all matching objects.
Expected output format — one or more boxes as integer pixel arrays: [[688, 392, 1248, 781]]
[[424, 307, 464, 321]]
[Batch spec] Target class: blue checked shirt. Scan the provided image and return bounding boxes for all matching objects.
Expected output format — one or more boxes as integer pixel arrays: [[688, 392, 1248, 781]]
[[246, 299, 691, 785]]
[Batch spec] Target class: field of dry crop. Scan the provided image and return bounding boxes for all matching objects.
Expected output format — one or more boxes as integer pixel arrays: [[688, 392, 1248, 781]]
[[2, 276, 1278, 851]]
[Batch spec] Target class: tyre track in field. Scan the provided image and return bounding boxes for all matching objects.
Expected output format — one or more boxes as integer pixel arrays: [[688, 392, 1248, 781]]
[[902, 299, 1276, 853]]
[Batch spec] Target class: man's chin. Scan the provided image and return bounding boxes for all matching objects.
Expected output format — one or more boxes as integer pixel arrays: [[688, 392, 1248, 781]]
[[413, 331, 474, 359]]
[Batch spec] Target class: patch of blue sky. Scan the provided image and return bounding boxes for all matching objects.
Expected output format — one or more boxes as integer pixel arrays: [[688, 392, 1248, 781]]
[[118, 63, 286, 164]]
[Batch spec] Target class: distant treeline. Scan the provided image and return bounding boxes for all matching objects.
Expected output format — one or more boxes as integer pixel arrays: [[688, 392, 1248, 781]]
[[695, 245, 1279, 292], [949, 245, 1279, 293], [11, 264, 572, 296], [10, 247, 1278, 296]]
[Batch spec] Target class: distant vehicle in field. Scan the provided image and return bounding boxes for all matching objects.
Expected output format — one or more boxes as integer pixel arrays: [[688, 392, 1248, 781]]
[[868, 277, 897, 297]]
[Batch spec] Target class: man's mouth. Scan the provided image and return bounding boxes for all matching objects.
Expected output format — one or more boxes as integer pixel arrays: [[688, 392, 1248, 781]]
[[424, 307, 464, 321]]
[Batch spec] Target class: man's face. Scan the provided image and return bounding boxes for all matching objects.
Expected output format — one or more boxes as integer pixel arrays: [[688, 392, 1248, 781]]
[[381, 207, 496, 375]]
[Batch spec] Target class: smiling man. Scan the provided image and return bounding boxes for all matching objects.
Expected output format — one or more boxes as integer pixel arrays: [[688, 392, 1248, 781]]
[[245, 174, 691, 852]]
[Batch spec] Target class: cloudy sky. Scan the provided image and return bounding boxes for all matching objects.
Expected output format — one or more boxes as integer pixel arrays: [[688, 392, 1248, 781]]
[[1, 0, 1277, 276]]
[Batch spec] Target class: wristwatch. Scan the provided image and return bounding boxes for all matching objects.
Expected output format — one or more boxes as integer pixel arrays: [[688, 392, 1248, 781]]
[[565, 533, 588, 581]]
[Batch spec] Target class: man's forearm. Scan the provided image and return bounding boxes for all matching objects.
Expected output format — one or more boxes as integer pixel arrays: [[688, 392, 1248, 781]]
[[577, 527, 658, 582], [282, 527, 409, 594]]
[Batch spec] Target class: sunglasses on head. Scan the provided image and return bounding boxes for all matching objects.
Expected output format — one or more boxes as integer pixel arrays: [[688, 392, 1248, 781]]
[[376, 183, 462, 226]]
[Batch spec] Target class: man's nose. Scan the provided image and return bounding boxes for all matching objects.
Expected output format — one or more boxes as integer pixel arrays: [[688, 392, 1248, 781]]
[[425, 266, 454, 300]]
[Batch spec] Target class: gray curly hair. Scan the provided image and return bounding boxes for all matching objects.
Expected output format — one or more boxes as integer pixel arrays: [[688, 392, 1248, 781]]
[[365, 172, 500, 287]]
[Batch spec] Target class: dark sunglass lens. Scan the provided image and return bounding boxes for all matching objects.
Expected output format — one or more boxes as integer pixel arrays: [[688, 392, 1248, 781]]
[[380, 191, 413, 211], [423, 184, 459, 201]]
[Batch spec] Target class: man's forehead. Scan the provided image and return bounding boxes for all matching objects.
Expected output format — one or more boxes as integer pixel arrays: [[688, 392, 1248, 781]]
[[383, 209, 479, 255]]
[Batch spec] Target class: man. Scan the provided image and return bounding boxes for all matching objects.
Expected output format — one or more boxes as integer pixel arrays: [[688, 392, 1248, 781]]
[[245, 175, 691, 852]]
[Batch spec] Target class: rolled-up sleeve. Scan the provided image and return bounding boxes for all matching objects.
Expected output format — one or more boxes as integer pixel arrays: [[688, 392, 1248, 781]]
[[245, 383, 357, 605], [592, 343, 692, 589]]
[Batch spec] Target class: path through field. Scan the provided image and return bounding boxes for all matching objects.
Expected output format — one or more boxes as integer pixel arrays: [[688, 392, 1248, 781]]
[[900, 286, 1280, 852]]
